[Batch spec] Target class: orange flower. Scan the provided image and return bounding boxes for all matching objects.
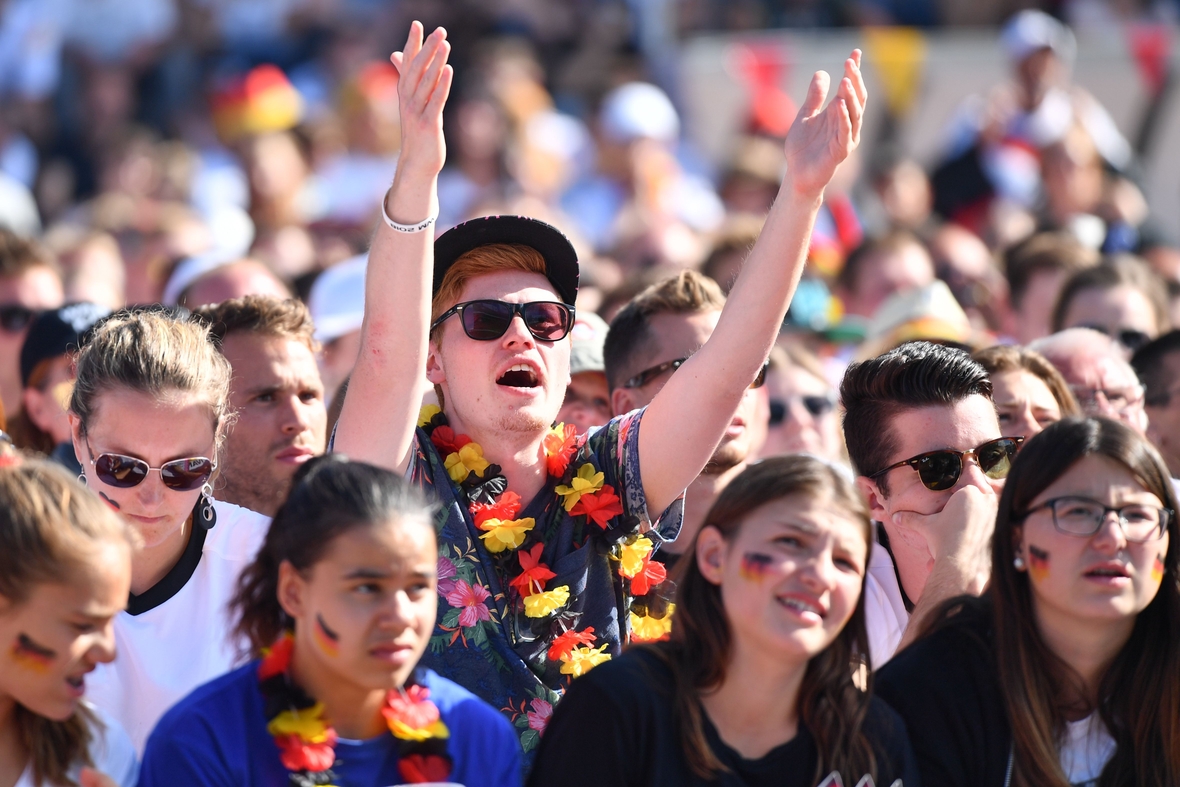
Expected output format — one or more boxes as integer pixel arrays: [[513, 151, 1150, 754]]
[[543, 423, 579, 477], [274, 731, 337, 772], [472, 491, 522, 527], [258, 633, 294, 680], [570, 484, 623, 529], [547, 627, 597, 662], [628, 555, 667, 596], [508, 543, 556, 597]]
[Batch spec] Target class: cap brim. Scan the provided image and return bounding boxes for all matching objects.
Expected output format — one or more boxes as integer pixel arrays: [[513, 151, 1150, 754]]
[[433, 216, 579, 305]]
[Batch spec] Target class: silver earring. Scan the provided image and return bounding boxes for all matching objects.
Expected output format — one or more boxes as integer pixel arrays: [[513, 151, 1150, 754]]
[[78, 472, 87, 486], [200, 483, 214, 521], [1013, 555, 1026, 570]]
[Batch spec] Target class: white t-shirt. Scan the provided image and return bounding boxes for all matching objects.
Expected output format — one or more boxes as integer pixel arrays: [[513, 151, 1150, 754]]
[[86, 499, 270, 753], [865, 539, 910, 669], [15, 703, 137, 787], [1060, 713, 1116, 787]]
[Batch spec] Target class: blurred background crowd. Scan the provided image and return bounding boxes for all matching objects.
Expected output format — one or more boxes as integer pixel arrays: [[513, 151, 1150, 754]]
[[3, 0, 1180, 472]]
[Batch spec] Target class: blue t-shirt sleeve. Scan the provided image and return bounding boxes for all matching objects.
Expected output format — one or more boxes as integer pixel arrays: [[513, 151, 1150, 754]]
[[430, 671, 522, 787]]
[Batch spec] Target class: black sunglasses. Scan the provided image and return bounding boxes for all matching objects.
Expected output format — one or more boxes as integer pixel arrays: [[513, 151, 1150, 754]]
[[86, 441, 215, 492], [769, 393, 837, 426], [1079, 324, 1152, 354], [0, 305, 38, 333], [623, 357, 768, 390], [870, 436, 1024, 491], [431, 300, 574, 342]]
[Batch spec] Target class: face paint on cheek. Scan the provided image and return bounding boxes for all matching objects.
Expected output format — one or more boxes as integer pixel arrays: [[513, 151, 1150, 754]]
[[1027, 545, 1050, 582], [98, 491, 121, 510], [1152, 554, 1166, 582], [11, 633, 56, 673], [313, 614, 340, 657], [739, 553, 774, 582]]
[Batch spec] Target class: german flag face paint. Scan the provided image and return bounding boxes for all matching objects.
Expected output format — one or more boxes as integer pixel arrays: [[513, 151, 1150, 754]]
[[313, 613, 340, 657], [1027, 545, 1050, 583], [739, 553, 774, 582], [11, 633, 56, 673], [1152, 554, 1166, 583]]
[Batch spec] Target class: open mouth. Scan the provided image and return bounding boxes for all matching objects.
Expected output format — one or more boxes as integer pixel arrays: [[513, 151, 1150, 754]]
[[777, 595, 825, 619], [1085, 565, 1130, 579], [497, 364, 539, 388]]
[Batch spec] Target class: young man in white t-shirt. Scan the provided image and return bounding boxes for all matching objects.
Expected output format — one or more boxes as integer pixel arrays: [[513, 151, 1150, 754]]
[[840, 341, 1014, 667]]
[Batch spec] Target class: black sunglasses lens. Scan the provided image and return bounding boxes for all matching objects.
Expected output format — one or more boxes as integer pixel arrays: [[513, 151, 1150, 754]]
[[916, 452, 962, 491], [1119, 330, 1151, 352], [94, 454, 150, 488], [160, 458, 214, 491], [803, 396, 834, 416], [0, 306, 34, 332], [462, 302, 514, 340], [769, 400, 785, 426], [750, 363, 768, 389], [522, 303, 570, 341], [979, 439, 1016, 479]]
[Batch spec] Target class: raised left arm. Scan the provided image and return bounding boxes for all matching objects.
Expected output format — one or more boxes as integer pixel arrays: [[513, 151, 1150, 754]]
[[639, 52, 866, 515]]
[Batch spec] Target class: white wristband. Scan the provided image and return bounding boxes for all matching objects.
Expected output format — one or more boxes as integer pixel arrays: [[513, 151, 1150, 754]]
[[381, 187, 437, 233]]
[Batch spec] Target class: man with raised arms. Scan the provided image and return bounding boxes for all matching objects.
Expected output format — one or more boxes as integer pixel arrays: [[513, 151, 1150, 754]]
[[334, 21, 865, 755]]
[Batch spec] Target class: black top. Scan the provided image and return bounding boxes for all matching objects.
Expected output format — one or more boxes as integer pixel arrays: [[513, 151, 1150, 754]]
[[875, 601, 1012, 787], [529, 646, 920, 787]]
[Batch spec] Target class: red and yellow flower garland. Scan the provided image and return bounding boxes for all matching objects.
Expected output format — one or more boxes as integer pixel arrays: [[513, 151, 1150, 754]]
[[418, 406, 675, 665], [258, 633, 453, 785]]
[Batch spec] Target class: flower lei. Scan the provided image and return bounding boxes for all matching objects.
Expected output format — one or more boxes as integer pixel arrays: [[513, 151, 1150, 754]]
[[417, 405, 675, 672], [258, 633, 453, 785]]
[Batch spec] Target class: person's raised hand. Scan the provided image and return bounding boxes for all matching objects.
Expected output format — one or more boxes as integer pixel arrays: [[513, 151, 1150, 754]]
[[892, 484, 997, 593], [782, 50, 866, 201], [389, 21, 453, 177], [79, 768, 118, 787]]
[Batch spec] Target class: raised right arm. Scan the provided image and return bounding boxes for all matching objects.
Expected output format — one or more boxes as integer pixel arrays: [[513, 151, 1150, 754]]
[[333, 22, 453, 474]]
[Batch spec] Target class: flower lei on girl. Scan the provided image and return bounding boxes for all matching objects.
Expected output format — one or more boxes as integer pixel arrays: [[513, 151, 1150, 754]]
[[258, 633, 453, 785], [417, 405, 675, 672]]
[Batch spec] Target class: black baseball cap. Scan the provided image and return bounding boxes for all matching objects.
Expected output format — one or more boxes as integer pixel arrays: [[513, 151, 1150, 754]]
[[433, 216, 579, 306], [20, 303, 110, 387]]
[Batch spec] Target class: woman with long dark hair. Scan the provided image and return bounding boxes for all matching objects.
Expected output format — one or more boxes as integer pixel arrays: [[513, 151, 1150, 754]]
[[139, 455, 521, 786], [877, 416, 1180, 786], [528, 455, 917, 786]]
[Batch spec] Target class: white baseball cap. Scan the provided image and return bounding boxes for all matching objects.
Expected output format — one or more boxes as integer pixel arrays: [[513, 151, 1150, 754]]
[[309, 253, 367, 343]]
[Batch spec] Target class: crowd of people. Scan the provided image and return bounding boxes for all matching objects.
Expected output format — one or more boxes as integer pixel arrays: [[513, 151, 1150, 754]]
[[2, 4, 1180, 787]]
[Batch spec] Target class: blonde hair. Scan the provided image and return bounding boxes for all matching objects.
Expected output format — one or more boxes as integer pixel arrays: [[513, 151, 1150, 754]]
[[0, 459, 137, 787], [69, 310, 234, 453], [430, 244, 548, 328]]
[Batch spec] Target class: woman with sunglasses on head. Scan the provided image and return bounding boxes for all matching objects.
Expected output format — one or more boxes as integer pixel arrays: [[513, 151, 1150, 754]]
[[140, 455, 521, 786], [973, 345, 1081, 441], [529, 455, 918, 787], [757, 345, 845, 464], [67, 310, 271, 752], [0, 458, 139, 787], [876, 416, 1180, 786]]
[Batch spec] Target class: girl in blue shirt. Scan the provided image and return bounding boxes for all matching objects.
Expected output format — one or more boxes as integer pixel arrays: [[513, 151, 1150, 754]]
[[139, 455, 522, 786]]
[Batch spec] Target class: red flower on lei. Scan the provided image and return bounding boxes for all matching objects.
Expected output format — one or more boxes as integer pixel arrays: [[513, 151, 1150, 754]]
[[547, 627, 598, 662], [628, 555, 668, 597], [274, 732, 337, 772], [543, 423, 579, 477], [430, 425, 471, 456], [508, 543, 556, 597], [471, 490, 522, 526], [569, 484, 624, 529]]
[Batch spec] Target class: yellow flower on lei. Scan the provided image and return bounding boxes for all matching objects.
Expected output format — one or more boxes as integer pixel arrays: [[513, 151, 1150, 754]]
[[445, 443, 491, 483], [266, 703, 332, 742], [389, 719, 450, 742], [555, 463, 605, 512], [523, 585, 570, 618], [559, 644, 612, 677], [630, 603, 675, 642], [417, 404, 441, 428], [477, 517, 536, 553], [618, 536, 654, 578]]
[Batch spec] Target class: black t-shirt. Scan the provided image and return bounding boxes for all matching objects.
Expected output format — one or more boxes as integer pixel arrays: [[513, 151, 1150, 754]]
[[875, 601, 1012, 787], [528, 646, 920, 787]]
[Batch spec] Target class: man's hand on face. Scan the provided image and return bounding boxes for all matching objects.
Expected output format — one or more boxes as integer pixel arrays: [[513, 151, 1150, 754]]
[[891, 484, 998, 596]]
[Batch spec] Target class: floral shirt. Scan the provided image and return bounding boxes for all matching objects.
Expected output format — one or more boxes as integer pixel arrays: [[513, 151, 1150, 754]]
[[409, 407, 682, 758]]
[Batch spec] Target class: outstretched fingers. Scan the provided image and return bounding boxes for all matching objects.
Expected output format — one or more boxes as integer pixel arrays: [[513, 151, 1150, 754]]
[[799, 69, 831, 121]]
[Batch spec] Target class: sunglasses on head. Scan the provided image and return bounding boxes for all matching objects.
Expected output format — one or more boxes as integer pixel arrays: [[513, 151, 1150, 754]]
[[431, 300, 574, 342], [769, 394, 837, 425], [0, 305, 38, 333], [624, 357, 769, 391], [870, 436, 1024, 491], [86, 441, 215, 492]]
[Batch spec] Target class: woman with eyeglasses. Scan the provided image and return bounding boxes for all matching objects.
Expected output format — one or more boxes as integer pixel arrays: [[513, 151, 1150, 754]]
[[757, 345, 845, 464], [0, 458, 139, 787], [973, 345, 1081, 441], [529, 455, 918, 787], [876, 416, 1180, 786], [66, 310, 271, 752]]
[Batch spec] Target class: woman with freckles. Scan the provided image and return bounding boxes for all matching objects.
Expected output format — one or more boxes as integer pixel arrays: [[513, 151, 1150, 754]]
[[877, 417, 1180, 786], [0, 459, 139, 787], [528, 455, 918, 787]]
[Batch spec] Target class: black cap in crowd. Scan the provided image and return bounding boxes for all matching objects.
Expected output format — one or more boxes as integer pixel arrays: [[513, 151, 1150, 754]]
[[20, 303, 111, 388], [433, 215, 580, 306]]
